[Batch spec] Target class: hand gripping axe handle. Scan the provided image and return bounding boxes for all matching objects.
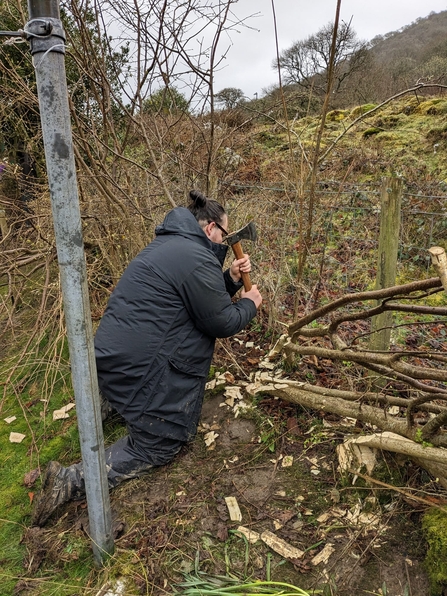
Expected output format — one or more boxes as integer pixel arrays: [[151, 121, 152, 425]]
[[226, 221, 257, 291]]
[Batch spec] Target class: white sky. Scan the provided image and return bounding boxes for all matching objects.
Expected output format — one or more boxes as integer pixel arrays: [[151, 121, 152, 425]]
[[213, 0, 447, 98]]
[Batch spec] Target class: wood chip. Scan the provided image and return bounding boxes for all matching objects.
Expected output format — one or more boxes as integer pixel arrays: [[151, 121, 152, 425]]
[[259, 361, 276, 370], [204, 431, 219, 447], [95, 579, 127, 596], [224, 371, 235, 384], [53, 402, 76, 421], [235, 525, 260, 543], [53, 409, 70, 420], [260, 530, 304, 559], [282, 455, 294, 468], [225, 496, 242, 521], [311, 543, 335, 566], [4, 416, 16, 424], [225, 386, 243, 400], [10, 432, 25, 443]]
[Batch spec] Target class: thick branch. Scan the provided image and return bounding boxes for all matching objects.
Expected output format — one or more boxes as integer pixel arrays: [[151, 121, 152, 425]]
[[347, 433, 447, 466], [289, 277, 442, 337], [264, 384, 447, 448], [282, 380, 447, 414], [421, 410, 447, 441], [284, 342, 447, 383]]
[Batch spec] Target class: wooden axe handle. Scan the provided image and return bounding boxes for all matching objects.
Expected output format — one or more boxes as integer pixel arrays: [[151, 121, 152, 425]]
[[231, 241, 252, 291]]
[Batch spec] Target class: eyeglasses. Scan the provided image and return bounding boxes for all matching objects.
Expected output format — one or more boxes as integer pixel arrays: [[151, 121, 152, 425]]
[[212, 221, 228, 238]]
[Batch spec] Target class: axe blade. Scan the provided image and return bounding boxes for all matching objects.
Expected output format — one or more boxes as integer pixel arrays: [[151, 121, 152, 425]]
[[226, 220, 257, 246]]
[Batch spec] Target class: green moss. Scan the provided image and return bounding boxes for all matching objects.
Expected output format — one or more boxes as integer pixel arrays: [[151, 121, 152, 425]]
[[375, 131, 400, 143], [362, 127, 382, 137], [350, 104, 377, 118], [422, 508, 447, 594], [326, 109, 349, 122], [400, 96, 421, 115], [417, 99, 447, 115], [256, 131, 284, 149], [373, 114, 404, 128], [427, 124, 447, 143]]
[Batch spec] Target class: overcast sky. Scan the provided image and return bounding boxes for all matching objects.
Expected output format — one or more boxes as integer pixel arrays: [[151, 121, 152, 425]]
[[213, 0, 447, 98]]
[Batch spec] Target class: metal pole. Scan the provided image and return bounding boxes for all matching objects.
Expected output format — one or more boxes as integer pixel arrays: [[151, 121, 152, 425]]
[[26, 0, 114, 563]]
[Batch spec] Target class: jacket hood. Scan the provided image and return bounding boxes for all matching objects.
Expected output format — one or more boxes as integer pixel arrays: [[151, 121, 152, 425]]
[[155, 207, 229, 265]]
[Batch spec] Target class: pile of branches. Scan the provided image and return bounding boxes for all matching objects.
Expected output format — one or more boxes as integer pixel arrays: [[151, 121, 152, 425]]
[[261, 266, 447, 487]]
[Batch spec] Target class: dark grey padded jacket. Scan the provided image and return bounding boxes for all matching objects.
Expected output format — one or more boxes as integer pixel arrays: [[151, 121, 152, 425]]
[[95, 207, 257, 441]]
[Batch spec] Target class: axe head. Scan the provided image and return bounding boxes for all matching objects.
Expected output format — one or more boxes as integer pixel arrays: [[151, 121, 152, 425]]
[[226, 221, 257, 246]]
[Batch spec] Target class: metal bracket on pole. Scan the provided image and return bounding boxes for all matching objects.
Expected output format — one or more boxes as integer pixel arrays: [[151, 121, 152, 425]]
[[25, 18, 66, 55], [25, 0, 114, 564], [0, 17, 64, 46]]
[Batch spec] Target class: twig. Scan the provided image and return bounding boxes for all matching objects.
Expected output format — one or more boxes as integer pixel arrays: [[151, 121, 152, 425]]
[[349, 469, 447, 510], [215, 339, 250, 380]]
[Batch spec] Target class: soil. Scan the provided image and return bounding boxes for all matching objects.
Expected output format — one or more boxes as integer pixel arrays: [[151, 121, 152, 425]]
[[21, 330, 439, 595], [23, 389, 432, 596]]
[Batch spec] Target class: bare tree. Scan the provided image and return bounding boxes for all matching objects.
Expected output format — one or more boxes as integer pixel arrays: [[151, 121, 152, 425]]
[[0, 0, 257, 408], [275, 20, 369, 95]]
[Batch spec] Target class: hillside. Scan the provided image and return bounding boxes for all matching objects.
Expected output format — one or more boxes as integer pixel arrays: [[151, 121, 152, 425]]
[[269, 10, 447, 110], [370, 10, 447, 63]]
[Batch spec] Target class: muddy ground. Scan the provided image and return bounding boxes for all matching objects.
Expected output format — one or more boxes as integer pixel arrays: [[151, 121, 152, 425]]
[[23, 384, 434, 596], [21, 325, 443, 595]]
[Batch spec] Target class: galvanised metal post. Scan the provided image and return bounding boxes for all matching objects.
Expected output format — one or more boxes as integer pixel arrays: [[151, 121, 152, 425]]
[[26, 0, 114, 563]]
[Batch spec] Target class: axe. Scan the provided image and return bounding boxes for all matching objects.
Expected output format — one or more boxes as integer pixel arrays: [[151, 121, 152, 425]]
[[226, 221, 257, 291]]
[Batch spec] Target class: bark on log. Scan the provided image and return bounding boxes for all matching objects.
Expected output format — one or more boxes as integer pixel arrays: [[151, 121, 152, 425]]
[[349, 432, 447, 466], [338, 433, 447, 488], [0, 209, 8, 240], [264, 384, 447, 448], [265, 384, 447, 485], [280, 380, 447, 415]]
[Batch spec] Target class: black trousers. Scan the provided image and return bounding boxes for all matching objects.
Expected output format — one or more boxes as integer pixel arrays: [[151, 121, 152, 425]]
[[104, 426, 183, 487], [66, 397, 184, 493]]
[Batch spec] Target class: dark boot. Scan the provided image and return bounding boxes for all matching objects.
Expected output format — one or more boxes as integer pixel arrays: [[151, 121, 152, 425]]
[[31, 461, 85, 527], [100, 391, 122, 423], [100, 391, 113, 422]]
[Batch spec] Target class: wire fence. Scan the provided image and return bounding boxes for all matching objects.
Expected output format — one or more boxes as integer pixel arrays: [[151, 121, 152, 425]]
[[226, 180, 447, 301]]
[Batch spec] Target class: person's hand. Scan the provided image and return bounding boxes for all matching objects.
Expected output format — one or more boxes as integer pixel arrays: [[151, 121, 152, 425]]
[[230, 253, 251, 282], [241, 284, 262, 309]]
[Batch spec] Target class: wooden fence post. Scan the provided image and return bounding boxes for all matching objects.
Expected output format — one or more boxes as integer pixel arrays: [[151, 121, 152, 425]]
[[429, 246, 447, 294], [369, 176, 403, 355]]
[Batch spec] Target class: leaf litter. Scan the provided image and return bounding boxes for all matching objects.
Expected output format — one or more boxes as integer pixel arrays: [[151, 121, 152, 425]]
[[21, 354, 435, 595]]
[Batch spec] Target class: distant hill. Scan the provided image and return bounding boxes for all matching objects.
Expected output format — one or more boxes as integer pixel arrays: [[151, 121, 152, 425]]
[[351, 10, 447, 104], [266, 10, 447, 111], [369, 10, 447, 63]]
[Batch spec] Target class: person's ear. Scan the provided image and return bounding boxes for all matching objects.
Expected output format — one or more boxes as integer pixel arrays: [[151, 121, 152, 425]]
[[203, 221, 214, 239]]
